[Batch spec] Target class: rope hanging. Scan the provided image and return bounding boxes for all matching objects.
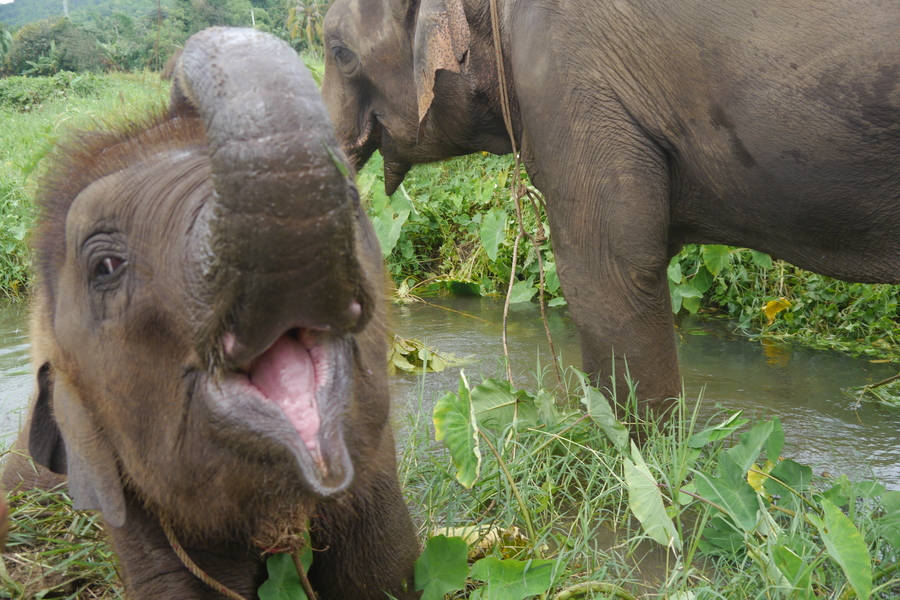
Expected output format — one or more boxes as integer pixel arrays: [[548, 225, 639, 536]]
[[489, 0, 561, 386]]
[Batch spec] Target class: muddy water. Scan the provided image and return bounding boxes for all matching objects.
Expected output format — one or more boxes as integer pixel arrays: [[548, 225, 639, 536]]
[[390, 296, 900, 489], [2, 297, 899, 488], [0, 302, 31, 450]]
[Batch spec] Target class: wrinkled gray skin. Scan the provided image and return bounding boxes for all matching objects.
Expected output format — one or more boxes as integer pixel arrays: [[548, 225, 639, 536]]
[[321, 0, 900, 415], [3, 27, 419, 599]]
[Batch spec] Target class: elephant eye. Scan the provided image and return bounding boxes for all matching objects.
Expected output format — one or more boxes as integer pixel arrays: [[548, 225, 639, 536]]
[[94, 256, 125, 280], [332, 45, 359, 75]]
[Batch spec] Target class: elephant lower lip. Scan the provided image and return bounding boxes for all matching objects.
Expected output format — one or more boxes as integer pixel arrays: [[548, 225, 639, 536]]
[[203, 329, 355, 496]]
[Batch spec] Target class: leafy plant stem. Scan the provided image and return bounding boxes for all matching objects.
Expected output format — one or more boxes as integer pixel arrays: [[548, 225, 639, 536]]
[[292, 551, 317, 600], [551, 581, 636, 600], [501, 230, 524, 384], [854, 370, 900, 409], [513, 189, 562, 386], [478, 428, 537, 557], [766, 503, 817, 527], [872, 560, 900, 582], [748, 467, 823, 515], [529, 415, 591, 456]]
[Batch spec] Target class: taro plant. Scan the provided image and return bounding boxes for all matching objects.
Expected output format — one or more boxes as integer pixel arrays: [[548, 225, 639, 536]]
[[416, 369, 900, 599]]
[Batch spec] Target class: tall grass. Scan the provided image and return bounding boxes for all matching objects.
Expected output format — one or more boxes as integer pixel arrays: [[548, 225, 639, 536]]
[[0, 71, 169, 298]]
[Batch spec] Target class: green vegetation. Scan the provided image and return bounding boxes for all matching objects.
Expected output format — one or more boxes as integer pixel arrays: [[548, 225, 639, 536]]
[[7, 373, 900, 599], [2, 479, 120, 598], [0, 0, 328, 75], [0, 71, 168, 297], [391, 371, 900, 599]]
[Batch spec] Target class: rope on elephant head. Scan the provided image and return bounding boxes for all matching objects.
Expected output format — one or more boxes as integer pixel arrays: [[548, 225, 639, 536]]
[[160, 517, 252, 600], [489, 0, 562, 387], [160, 509, 319, 600]]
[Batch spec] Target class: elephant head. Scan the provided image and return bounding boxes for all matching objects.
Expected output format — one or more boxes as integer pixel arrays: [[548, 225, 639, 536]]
[[321, 0, 510, 194], [19, 27, 418, 599]]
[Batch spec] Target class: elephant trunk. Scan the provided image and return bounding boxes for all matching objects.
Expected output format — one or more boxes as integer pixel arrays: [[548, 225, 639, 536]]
[[172, 28, 372, 368]]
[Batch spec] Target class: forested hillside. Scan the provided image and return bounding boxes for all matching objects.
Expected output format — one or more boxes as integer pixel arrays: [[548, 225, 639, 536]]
[[0, 0, 159, 29], [0, 0, 325, 74]]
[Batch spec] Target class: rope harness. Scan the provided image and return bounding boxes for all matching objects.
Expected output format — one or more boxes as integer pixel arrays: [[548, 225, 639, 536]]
[[489, 0, 560, 386], [161, 505, 318, 600]]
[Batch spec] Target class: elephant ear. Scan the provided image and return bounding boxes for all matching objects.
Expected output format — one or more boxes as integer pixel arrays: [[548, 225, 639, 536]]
[[413, 0, 470, 130], [28, 363, 67, 475], [50, 375, 127, 528]]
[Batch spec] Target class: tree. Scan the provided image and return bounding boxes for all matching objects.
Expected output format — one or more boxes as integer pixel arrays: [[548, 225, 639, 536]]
[[6, 17, 103, 74]]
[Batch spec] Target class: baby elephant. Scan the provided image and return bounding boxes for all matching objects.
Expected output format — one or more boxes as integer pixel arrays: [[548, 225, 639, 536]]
[[3, 27, 419, 599]]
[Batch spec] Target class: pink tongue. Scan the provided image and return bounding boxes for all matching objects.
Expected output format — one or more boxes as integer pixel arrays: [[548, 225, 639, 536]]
[[249, 335, 321, 452]]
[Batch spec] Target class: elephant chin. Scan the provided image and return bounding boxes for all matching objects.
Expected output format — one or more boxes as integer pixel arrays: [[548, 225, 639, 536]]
[[204, 329, 355, 499]]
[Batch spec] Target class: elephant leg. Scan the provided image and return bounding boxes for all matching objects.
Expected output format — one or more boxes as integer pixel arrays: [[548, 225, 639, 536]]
[[537, 127, 679, 419], [106, 491, 266, 599], [307, 433, 419, 600]]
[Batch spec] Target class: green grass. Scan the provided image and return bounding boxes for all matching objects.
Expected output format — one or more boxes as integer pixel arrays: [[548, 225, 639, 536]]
[[0, 71, 169, 299], [2, 478, 121, 599]]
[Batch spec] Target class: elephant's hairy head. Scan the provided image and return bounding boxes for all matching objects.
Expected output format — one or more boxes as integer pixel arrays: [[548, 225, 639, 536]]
[[28, 98, 393, 541]]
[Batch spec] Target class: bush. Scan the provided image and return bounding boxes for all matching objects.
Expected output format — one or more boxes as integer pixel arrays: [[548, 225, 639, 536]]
[[5, 17, 104, 75], [0, 71, 103, 111]]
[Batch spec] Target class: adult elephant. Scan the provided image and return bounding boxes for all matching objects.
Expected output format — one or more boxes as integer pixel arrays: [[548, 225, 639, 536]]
[[321, 0, 900, 416], [3, 27, 419, 599]]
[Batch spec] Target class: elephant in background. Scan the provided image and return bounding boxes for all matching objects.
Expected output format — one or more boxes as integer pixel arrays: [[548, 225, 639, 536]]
[[2, 27, 419, 599], [321, 0, 900, 415]]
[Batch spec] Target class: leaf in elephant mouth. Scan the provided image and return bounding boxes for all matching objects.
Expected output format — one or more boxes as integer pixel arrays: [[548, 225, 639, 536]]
[[249, 329, 330, 470]]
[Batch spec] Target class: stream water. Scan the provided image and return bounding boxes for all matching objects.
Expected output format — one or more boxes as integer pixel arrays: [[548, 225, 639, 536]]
[[1, 297, 899, 488], [390, 296, 900, 489]]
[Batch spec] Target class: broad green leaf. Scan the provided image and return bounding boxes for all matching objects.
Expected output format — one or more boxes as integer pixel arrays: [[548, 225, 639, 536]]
[[812, 499, 871, 600], [544, 261, 560, 294], [772, 545, 814, 600], [667, 258, 683, 283], [508, 279, 537, 304], [722, 420, 775, 480], [692, 470, 760, 533], [258, 550, 312, 600], [577, 372, 628, 454], [766, 459, 812, 504], [702, 245, 732, 276], [433, 372, 482, 488], [765, 416, 784, 463], [469, 557, 555, 600], [852, 480, 886, 499], [548, 297, 567, 307], [874, 491, 900, 549], [371, 209, 410, 257], [470, 378, 540, 431], [682, 293, 703, 314], [414, 535, 469, 600], [624, 442, 682, 550], [819, 475, 851, 508], [687, 411, 748, 448], [699, 515, 744, 554], [479, 208, 506, 261], [673, 282, 704, 314], [690, 265, 714, 293], [751, 250, 773, 269]]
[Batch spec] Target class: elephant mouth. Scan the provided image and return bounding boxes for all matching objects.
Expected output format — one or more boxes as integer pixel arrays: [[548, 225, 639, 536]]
[[205, 328, 355, 499], [345, 111, 381, 170]]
